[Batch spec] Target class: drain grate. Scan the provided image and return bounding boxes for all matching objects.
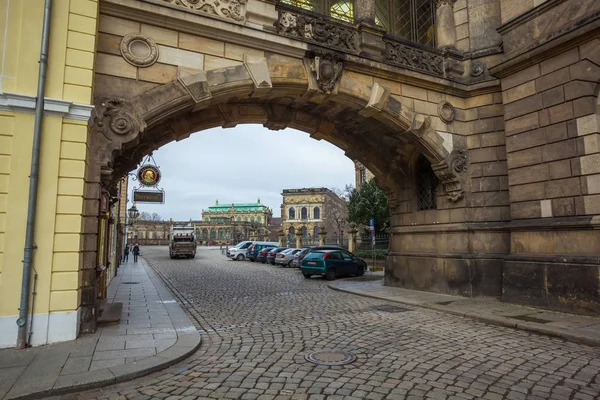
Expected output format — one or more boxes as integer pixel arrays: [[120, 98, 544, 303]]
[[510, 314, 551, 324], [121, 281, 140, 284], [371, 304, 410, 313], [305, 350, 357, 366]]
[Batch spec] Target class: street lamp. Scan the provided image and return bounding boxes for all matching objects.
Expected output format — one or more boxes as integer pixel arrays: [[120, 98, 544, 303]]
[[127, 202, 140, 221]]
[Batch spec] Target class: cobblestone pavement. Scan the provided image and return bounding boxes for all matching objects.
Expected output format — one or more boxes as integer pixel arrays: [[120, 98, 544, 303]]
[[63, 247, 600, 400]]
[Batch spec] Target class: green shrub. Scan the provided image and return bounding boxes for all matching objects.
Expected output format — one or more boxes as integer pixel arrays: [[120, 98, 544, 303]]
[[355, 249, 387, 260]]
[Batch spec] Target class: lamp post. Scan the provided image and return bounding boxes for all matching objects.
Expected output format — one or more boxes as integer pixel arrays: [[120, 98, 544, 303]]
[[127, 202, 140, 242]]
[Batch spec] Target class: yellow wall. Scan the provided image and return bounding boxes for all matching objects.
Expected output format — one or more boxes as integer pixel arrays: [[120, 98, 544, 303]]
[[0, 0, 98, 340]]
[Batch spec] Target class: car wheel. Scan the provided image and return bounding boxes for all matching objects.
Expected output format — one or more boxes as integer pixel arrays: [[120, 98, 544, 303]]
[[191, 254, 196, 259], [303, 273, 311, 279], [325, 268, 336, 281], [287, 261, 293, 268], [356, 266, 365, 276], [250, 259, 255, 262], [236, 254, 243, 261]]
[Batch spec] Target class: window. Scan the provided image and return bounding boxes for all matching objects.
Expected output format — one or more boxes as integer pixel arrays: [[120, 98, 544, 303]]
[[225, 228, 231, 239], [206, 217, 210, 222], [313, 226, 320, 237], [301, 226, 308, 238], [313, 207, 320, 220], [244, 217, 248, 222], [281, 0, 354, 22], [289, 226, 295, 236], [301, 207, 308, 220], [417, 155, 439, 210], [218, 229, 224, 239], [257, 216, 261, 223], [375, 0, 435, 47], [237, 216, 241, 221], [360, 169, 366, 185], [289, 207, 296, 220], [210, 229, 216, 239]]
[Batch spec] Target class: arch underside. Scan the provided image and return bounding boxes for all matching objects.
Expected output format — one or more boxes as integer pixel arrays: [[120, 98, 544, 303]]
[[90, 56, 463, 204]]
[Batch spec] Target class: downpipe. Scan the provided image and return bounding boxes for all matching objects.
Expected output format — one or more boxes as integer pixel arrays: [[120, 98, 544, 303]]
[[16, 0, 53, 349]]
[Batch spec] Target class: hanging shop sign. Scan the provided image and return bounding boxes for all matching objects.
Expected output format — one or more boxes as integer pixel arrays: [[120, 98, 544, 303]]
[[137, 164, 161, 187], [133, 190, 165, 204]]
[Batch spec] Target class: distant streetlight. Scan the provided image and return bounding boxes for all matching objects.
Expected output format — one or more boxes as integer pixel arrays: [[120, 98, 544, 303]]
[[127, 203, 140, 222]]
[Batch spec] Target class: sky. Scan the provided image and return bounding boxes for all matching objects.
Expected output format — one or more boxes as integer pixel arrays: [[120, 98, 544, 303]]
[[129, 124, 355, 220]]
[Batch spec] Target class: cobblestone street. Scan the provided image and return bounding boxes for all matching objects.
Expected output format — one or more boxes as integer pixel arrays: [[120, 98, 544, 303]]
[[64, 247, 600, 400]]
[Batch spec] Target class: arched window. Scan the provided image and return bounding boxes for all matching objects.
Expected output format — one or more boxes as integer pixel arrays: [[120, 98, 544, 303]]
[[289, 207, 296, 220], [281, 0, 353, 22], [257, 216, 261, 223], [417, 155, 439, 210], [375, 0, 435, 47], [251, 217, 255, 222], [225, 228, 231, 239], [210, 229, 216, 239], [237, 216, 241, 222], [301, 207, 308, 220], [289, 226, 295, 236], [218, 228, 224, 239], [244, 217, 248, 222], [313, 207, 320, 220], [313, 226, 320, 237], [301, 226, 308, 238], [202, 229, 208, 239], [206, 217, 210, 222]]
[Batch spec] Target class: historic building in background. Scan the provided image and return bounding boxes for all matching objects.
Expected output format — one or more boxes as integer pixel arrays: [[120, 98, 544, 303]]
[[354, 161, 374, 189], [202, 199, 273, 226], [281, 188, 348, 246], [1, 0, 599, 348]]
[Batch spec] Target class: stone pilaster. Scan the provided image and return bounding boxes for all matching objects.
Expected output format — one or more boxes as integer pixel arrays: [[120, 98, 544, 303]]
[[353, 0, 376, 25], [435, 0, 457, 49]]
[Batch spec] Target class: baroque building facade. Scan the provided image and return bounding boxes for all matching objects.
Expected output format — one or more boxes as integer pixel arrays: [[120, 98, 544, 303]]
[[281, 188, 348, 245], [354, 161, 374, 189], [1, 0, 599, 348]]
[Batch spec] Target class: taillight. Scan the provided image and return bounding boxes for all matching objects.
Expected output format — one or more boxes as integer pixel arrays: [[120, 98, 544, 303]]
[[280, 254, 285, 258], [323, 253, 329, 259]]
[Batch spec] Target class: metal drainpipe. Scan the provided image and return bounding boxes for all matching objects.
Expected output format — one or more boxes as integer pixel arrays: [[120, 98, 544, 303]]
[[16, 0, 53, 349]]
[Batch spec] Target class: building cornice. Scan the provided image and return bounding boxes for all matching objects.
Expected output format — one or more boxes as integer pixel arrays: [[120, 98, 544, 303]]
[[0, 92, 94, 121]]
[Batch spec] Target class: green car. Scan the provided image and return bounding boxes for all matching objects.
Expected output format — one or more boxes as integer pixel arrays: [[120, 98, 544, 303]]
[[301, 249, 367, 280]]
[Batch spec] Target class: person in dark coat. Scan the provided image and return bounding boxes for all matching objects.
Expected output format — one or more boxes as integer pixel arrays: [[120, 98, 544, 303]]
[[122, 244, 130, 262], [132, 243, 140, 263]]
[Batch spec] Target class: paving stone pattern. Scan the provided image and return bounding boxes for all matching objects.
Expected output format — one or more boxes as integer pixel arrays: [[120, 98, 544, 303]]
[[63, 247, 600, 400]]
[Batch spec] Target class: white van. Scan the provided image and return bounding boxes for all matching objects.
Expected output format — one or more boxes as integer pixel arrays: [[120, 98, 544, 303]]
[[226, 241, 254, 261]]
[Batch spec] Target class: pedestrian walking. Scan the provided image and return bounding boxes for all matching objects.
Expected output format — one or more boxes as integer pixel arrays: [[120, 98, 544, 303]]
[[132, 243, 140, 263], [122, 243, 130, 262]]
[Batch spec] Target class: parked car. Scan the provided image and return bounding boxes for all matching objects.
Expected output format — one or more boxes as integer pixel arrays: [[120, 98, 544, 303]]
[[266, 247, 289, 265], [256, 247, 277, 263], [227, 241, 254, 261], [291, 245, 346, 268], [246, 242, 280, 262], [275, 248, 302, 267], [301, 249, 367, 280]]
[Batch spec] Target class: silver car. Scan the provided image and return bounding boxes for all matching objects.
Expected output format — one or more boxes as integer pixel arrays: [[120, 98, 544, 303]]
[[274, 248, 302, 267]]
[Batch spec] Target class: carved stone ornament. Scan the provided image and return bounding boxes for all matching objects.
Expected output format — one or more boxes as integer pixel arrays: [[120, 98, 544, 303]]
[[156, 0, 247, 22], [431, 149, 467, 202], [310, 52, 343, 94], [470, 61, 485, 77], [383, 39, 444, 76], [434, 0, 456, 7], [120, 33, 159, 68], [437, 101, 455, 123], [91, 98, 146, 171], [277, 10, 358, 53]]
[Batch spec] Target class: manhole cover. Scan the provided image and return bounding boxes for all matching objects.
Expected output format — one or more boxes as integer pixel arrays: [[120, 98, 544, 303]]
[[371, 304, 410, 313], [305, 350, 357, 366], [121, 282, 140, 284]]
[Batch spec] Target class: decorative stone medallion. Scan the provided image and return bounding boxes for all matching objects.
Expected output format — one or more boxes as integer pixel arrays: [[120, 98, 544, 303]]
[[310, 52, 343, 94], [305, 350, 357, 366], [438, 101, 455, 124], [470, 61, 485, 77], [120, 33, 159, 68]]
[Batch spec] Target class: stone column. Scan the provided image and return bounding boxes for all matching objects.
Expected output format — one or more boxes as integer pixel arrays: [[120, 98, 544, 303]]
[[278, 230, 285, 247], [354, 0, 375, 25], [435, 0, 457, 49], [318, 228, 327, 246], [295, 234, 302, 249], [348, 228, 358, 253]]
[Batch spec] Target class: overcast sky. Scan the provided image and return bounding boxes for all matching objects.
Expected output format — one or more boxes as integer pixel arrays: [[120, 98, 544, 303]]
[[129, 125, 355, 220]]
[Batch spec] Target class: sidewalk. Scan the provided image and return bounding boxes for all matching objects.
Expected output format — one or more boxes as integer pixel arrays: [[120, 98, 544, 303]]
[[0, 258, 201, 400], [329, 273, 600, 347]]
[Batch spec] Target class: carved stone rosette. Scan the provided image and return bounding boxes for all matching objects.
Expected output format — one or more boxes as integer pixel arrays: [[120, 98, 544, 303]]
[[383, 39, 444, 76], [431, 149, 467, 201], [120, 33, 159, 67], [156, 0, 247, 22], [277, 10, 358, 53], [90, 98, 146, 181], [309, 52, 343, 94]]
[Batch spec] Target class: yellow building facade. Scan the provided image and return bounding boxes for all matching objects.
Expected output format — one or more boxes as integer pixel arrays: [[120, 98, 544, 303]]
[[0, 0, 100, 348]]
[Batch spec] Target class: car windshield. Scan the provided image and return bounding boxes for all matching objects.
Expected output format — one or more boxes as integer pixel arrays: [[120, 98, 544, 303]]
[[304, 252, 325, 260]]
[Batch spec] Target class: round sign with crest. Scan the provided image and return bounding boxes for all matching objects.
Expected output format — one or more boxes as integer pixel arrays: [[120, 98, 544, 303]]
[[137, 165, 161, 187]]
